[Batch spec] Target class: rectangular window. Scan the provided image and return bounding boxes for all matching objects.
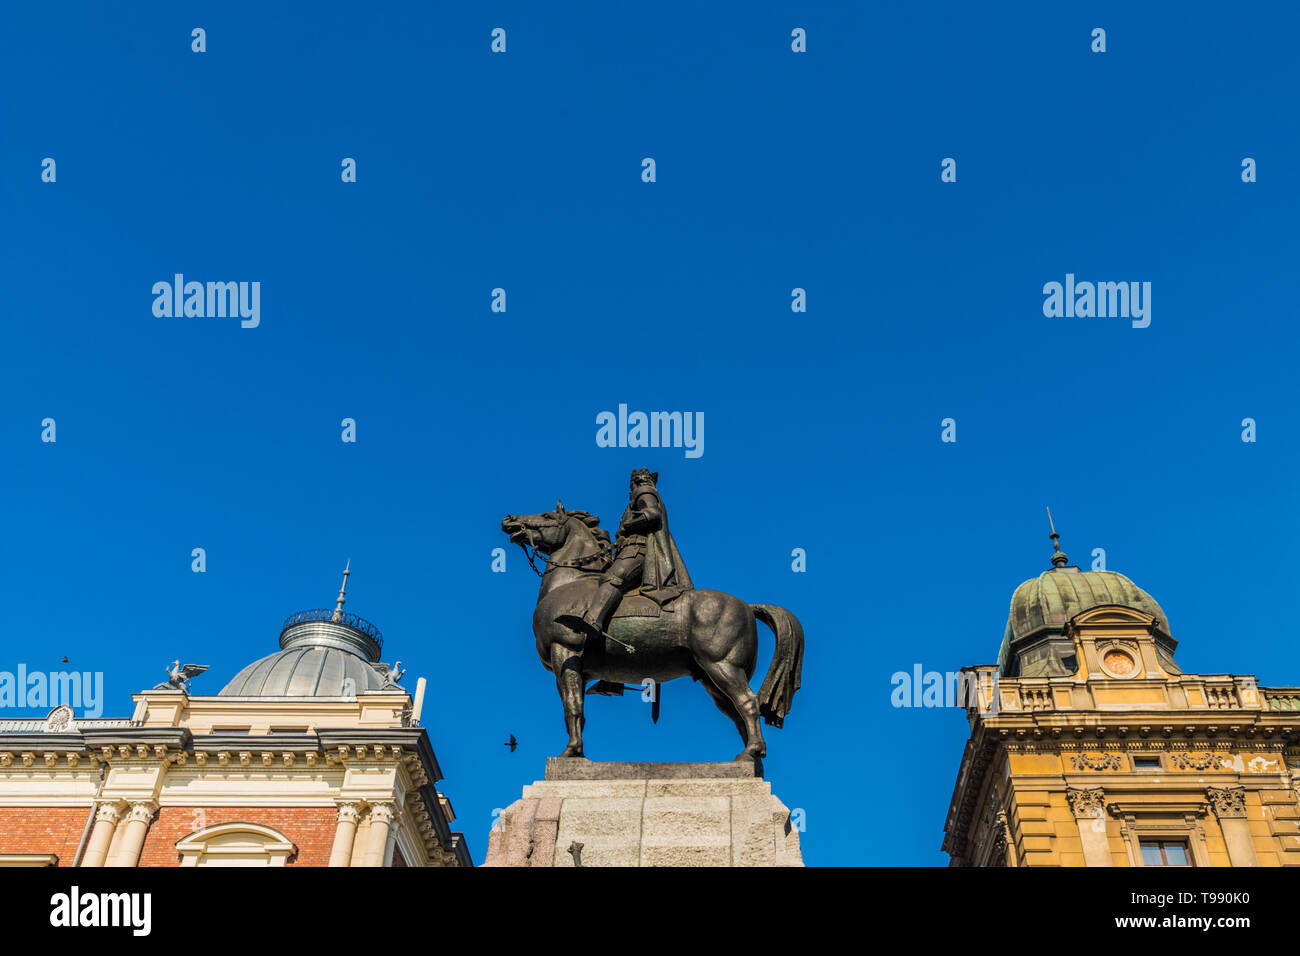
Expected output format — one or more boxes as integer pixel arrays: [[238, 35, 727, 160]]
[[1140, 840, 1191, 866], [1133, 757, 1161, 770], [269, 727, 308, 734], [212, 727, 250, 735]]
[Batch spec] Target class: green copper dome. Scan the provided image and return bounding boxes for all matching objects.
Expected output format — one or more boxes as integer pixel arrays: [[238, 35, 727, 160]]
[[997, 565, 1172, 677]]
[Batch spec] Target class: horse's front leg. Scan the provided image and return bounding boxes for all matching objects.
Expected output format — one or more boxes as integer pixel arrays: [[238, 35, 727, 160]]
[[550, 640, 586, 758]]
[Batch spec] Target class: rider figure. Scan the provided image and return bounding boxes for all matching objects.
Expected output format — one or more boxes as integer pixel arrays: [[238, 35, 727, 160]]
[[561, 468, 692, 642]]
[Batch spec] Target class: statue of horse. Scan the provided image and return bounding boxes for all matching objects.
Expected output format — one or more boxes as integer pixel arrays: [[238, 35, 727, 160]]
[[501, 502, 803, 761]]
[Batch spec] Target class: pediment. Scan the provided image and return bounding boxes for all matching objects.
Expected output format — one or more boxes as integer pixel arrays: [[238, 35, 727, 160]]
[[1070, 605, 1156, 627]]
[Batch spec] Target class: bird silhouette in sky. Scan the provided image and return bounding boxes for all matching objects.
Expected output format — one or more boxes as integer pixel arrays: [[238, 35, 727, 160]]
[[504, 734, 518, 752], [60, 657, 69, 663]]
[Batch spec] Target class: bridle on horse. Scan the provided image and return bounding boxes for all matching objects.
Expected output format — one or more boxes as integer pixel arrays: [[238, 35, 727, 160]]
[[516, 519, 618, 578]]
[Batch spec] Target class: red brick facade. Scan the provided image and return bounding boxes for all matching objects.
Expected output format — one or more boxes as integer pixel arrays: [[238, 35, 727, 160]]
[[0, 807, 91, 866], [137, 807, 338, 867]]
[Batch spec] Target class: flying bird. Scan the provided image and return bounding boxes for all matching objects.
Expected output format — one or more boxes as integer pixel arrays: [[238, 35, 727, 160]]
[[60, 657, 69, 663], [504, 734, 518, 752]]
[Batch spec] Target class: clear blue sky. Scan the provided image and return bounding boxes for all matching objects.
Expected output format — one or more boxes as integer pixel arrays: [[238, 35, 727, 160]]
[[3, 3, 1299, 865]]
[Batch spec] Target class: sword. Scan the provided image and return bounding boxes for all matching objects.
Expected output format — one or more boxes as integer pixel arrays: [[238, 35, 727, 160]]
[[555, 614, 635, 653]]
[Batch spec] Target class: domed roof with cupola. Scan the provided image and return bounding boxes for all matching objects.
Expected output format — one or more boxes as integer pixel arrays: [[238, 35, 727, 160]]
[[996, 517, 1178, 678], [218, 562, 396, 697]]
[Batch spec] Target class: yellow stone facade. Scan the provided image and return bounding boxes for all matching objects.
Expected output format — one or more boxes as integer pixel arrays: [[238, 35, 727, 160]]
[[944, 599, 1300, 867]]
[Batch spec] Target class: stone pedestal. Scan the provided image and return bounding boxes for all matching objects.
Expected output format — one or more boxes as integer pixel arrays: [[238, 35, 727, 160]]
[[483, 758, 803, 867]]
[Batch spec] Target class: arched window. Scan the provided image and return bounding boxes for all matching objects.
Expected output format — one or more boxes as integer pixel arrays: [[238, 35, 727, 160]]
[[175, 821, 297, 866]]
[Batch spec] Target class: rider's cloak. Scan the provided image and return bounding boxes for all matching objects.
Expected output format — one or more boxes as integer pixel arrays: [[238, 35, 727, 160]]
[[634, 486, 693, 604]]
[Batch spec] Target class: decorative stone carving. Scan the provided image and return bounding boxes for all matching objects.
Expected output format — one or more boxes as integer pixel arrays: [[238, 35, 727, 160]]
[[369, 802, 396, 825], [1205, 684, 1239, 709], [94, 802, 124, 825], [992, 810, 1014, 866], [1205, 786, 1247, 820], [42, 705, 74, 733], [1069, 752, 1123, 771], [127, 801, 159, 825], [1169, 751, 1232, 771], [336, 802, 363, 825], [1066, 787, 1106, 819]]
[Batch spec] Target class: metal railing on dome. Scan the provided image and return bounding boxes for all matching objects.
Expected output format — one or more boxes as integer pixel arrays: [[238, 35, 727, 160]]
[[280, 608, 384, 650]]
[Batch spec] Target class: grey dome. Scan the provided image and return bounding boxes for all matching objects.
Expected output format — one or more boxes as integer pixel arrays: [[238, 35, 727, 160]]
[[218, 611, 388, 698]]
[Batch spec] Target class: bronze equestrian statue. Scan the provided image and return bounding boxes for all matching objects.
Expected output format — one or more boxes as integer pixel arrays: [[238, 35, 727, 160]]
[[557, 468, 692, 643], [501, 470, 804, 761]]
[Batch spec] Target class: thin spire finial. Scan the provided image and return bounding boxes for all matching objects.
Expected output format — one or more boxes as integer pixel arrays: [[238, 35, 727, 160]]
[[331, 559, 351, 622], [1046, 508, 1068, 568]]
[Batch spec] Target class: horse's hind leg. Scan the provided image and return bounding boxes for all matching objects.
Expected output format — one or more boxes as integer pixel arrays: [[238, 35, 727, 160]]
[[550, 642, 585, 758], [696, 658, 766, 760], [698, 672, 749, 754]]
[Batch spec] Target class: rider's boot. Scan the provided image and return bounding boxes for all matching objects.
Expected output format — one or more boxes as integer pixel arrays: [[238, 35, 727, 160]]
[[558, 583, 622, 641]]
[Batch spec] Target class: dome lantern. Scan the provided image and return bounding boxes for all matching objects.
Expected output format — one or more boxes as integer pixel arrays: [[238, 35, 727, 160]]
[[218, 565, 391, 697]]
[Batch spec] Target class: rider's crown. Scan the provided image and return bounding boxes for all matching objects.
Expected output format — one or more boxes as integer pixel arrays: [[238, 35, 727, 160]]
[[630, 468, 659, 488]]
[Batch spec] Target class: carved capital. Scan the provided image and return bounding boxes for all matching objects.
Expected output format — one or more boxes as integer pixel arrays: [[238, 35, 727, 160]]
[[368, 802, 396, 825], [1066, 786, 1107, 819], [94, 802, 124, 825], [336, 802, 363, 825], [126, 801, 159, 825], [1205, 786, 1247, 820]]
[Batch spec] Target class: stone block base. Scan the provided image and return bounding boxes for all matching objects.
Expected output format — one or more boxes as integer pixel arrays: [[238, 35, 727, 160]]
[[483, 759, 802, 867]]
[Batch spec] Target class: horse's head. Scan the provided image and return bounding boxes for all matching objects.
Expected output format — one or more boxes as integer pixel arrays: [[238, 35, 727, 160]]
[[501, 501, 607, 555], [501, 500, 574, 555]]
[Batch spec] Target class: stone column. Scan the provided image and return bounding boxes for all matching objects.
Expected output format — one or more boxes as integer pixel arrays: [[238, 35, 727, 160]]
[[362, 803, 396, 867], [110, 801, 158, 867], [80, 803, 123, 867], [328, 802, 363, 867], [1206, 787, 1257, 867], [1066, 787, 1112, 867]]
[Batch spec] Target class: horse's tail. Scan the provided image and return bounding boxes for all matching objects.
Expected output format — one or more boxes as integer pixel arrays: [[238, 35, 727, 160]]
[[751, 604, 804, 728]]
